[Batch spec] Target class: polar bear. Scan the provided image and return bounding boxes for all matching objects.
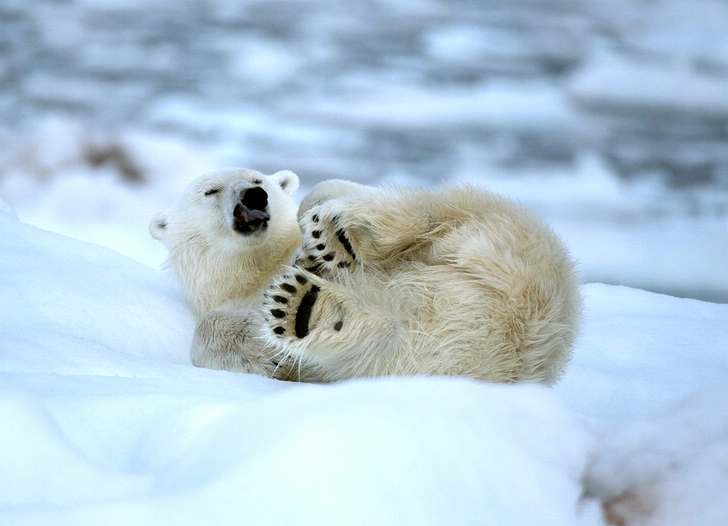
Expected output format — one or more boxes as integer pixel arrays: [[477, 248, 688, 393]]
[[152, 170, 581, 385], [150, 167, 301, 376], [262, 179, 582, 384]]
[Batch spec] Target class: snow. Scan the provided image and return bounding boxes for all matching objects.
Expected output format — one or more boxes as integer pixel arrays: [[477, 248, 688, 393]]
[[584, 388, 728, 526], [2, 1, 728, 522], [1, 201, 727, 525], [0, 118, 216, 268]]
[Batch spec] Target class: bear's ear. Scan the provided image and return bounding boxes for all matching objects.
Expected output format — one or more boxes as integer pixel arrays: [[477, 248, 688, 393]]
[[149, 212, 168, 241], [272, 170, 299, 197]]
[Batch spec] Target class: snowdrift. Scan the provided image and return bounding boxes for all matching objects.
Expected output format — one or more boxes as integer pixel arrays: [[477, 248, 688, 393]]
[[1, 204, 727, 525]]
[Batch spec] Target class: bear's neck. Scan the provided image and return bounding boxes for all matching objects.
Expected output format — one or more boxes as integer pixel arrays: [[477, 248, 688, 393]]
[[172, 235, 298, 317]]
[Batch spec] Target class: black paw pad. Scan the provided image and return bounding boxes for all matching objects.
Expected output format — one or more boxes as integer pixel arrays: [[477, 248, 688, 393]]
[[280, 283, 296, 294], [295, 285, 320, 338], [336, 229, 356, 260]]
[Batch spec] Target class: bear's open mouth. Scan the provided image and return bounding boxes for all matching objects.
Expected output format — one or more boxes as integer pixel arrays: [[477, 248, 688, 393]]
[[233, 186, 270, 235], [233, 203, 270, 234]]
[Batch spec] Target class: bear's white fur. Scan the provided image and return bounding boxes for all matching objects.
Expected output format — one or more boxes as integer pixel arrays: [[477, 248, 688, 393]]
[[150, 167, 301, 375], [153, 172, 582, 385], [263, 179, 582, 384]]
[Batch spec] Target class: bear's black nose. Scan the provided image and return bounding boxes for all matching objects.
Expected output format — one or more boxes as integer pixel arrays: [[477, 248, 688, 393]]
[[241, 186, 268, 212]]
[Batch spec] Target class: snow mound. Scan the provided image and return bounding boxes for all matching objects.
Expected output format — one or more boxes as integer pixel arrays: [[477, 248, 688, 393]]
[[1, 213, 727, 525]]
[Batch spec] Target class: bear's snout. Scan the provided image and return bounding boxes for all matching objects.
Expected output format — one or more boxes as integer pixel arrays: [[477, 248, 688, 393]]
[[233, 186, 270, 235]]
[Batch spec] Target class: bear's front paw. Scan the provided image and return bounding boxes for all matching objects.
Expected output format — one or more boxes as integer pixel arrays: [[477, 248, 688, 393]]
[[191, 310, 280, 377], [265, 270, 320, 339], [298, 205, 358, 273]]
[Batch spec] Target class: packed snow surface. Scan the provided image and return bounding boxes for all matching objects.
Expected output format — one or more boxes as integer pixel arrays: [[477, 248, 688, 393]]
[[1, 204, 727, 525]]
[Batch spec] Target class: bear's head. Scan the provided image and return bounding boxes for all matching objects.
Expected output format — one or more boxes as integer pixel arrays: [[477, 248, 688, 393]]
[[150, 168, 301, 315]]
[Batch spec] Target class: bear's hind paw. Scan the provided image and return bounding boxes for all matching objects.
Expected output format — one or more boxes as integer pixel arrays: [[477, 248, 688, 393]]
[[298, 206, 358, 273]]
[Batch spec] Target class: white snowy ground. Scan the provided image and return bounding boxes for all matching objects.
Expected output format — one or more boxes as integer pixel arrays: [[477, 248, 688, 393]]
[[1, 201, 727, 525]]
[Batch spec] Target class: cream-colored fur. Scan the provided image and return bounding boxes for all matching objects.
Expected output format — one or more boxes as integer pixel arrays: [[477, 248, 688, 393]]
[[153, 171, 581, 385], [262, 180, 582, 385], [150, 167, 301, 375]]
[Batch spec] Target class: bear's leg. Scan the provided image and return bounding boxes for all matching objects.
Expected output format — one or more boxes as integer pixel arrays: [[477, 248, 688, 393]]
[[262, 267, 400, 363], [297, 184, 442, 273], [192, 309, 291, 378]]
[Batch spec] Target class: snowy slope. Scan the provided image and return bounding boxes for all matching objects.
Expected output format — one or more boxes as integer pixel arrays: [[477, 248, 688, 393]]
[[1, 204, 728, 525]]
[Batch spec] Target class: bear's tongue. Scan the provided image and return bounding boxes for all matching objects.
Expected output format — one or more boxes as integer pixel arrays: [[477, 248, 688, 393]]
[[235, 204, 269, 223]]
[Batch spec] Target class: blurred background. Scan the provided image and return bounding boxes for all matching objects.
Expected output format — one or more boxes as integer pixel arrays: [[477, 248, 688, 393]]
[[0, 0, 726, 302]]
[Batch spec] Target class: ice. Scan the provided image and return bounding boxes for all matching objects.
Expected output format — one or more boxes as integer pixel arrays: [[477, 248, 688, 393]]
[[2, 0, 728, 301], [569, 55, 728, 116]]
